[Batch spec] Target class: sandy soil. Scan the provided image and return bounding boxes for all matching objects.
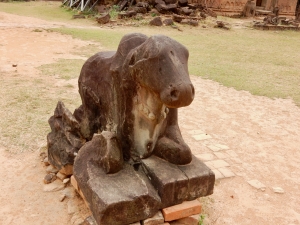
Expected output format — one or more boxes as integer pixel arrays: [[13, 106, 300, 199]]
[[0, 11, 300, 225]]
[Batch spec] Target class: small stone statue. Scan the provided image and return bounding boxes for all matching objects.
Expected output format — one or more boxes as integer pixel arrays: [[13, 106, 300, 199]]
[[47, 33, 214, 225]]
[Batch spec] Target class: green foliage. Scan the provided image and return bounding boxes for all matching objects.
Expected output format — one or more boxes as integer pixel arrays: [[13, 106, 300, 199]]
[[109, 5, 120, 20], [198, 214, 206, 225]]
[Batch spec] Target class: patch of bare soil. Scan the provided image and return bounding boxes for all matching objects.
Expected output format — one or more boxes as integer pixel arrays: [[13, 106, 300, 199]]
[[0, 11, 299, 225]]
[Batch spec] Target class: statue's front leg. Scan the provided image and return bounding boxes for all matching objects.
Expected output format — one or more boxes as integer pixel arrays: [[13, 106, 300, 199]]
[[153, 108, 192, 165]]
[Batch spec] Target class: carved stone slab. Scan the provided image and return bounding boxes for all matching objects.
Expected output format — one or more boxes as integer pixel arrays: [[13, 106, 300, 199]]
[[73, 144, 162, 225], [142, 155, 215, 208]]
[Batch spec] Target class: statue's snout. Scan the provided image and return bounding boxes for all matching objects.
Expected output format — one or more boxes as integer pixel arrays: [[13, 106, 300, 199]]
[[160, 83, 195, 108]]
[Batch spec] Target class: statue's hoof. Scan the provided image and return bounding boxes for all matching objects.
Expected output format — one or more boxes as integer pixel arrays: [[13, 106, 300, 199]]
[[153, 137, 192, 165]]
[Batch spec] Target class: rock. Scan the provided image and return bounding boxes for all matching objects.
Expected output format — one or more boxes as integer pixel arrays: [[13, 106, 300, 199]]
[[182, 7, 193, 15], [71, 212, 85, 225], [272, 187, 284, 194], [62, 186, 77, 198], [83, 131, 123, 174], [56, 171, 67, 181], [142, 155, 215, 208], [74, 148, 161, 225], [43, 173, 56, 184], [96, 13, 110, 24], [178, 0, 188, 7], [59, 164, 73, 176], [46, 165, 59, 174], [173, 14, 185, 23], [247, 179, 266, 191], [189, 20, 199, 26], [215, 21, 230, 30], [43, 180, 65, 192], [84, 215, 97, 225], [63, 178, 70, 184], [163, 18, 174, 26], [200, 12, 207, 18], [118, 11, 137, 19], [73, 14, 85, 19], [68, 199, 79, 215], [47, 101, 86, 173], [43, 157, 50, 166], [181, 19, 189, 24], [133, 7, 148, 14], [143, 211, 164, 225], [136, 2, 150, 11], [150, 17, 163, 26]]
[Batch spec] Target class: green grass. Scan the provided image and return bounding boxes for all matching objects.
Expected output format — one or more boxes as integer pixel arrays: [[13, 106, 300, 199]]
[[38, 59, 85, 80], [1, 1, 300, 105], [0, 1, 95, 25]]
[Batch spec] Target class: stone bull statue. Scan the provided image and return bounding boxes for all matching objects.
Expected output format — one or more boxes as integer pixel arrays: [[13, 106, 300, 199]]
[[48, 33, 195, 174], [47, 33, 215, 225]]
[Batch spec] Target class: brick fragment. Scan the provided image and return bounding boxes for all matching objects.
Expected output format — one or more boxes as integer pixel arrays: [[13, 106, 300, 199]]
[[174, 214, 199, 224], [162, 200, 202, 222]]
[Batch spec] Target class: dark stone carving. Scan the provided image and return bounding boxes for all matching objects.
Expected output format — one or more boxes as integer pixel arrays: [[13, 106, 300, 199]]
[[47, 33, 215, 225], [47, 101, 86, 175], [74, 143, 161, 225]]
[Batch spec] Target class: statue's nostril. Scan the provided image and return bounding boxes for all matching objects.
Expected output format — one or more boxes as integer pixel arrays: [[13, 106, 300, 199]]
[[170, 90, 179, 100], [191, 85, 195, 97]]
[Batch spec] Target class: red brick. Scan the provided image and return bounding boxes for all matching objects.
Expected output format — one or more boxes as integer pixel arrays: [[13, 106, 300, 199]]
[[175, 214, 199, 224], [162, 200, 202, 222]]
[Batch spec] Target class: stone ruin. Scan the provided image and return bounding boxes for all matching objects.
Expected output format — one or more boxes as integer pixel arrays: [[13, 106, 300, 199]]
[[46, 33, 215, 225]]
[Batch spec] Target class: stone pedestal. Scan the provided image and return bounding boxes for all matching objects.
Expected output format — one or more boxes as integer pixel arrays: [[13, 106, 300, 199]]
[[74, 150, 214, 225], [142, 155, 215, 208]]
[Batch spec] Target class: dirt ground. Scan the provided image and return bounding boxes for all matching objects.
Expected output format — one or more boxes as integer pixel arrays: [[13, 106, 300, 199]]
[[0, 11, 300, 225]]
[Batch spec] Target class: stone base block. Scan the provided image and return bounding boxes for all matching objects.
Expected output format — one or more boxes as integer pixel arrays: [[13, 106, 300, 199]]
[[74, 148, 214, 225], [74, 145, 161, 225], [142, 155, 215, 208]]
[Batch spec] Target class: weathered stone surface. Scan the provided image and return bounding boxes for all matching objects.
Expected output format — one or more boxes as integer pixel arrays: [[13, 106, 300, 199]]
[[84, 215, 97, 225], [247, 179, 266, 191], [74, 144, 162, 225], [142, 155, 215, 208], [143, 211, 164, 225], [43, 157, 50, 166], [59, 164, 73, 176], [272, 187, 284, 194], [173, 14, 185, 23], [56, 171, 67, 181], [118, 11, 137, 19], [43, 179, 65, 192], [163, 18, 174, 26], [96, 13, 110, 24], [189, 20, 198, 26], [47, 101, 86, 173], [44, 173, 56, 184], [149, 16, 163, 26], [47, 33, 214, 225], [45, 164, 59, 174], [79, 131, 123, 174], [178, 0, 188, 7]]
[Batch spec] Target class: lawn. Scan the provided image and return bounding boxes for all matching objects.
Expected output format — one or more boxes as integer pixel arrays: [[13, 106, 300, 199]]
[[1, 1, 300, 105]]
